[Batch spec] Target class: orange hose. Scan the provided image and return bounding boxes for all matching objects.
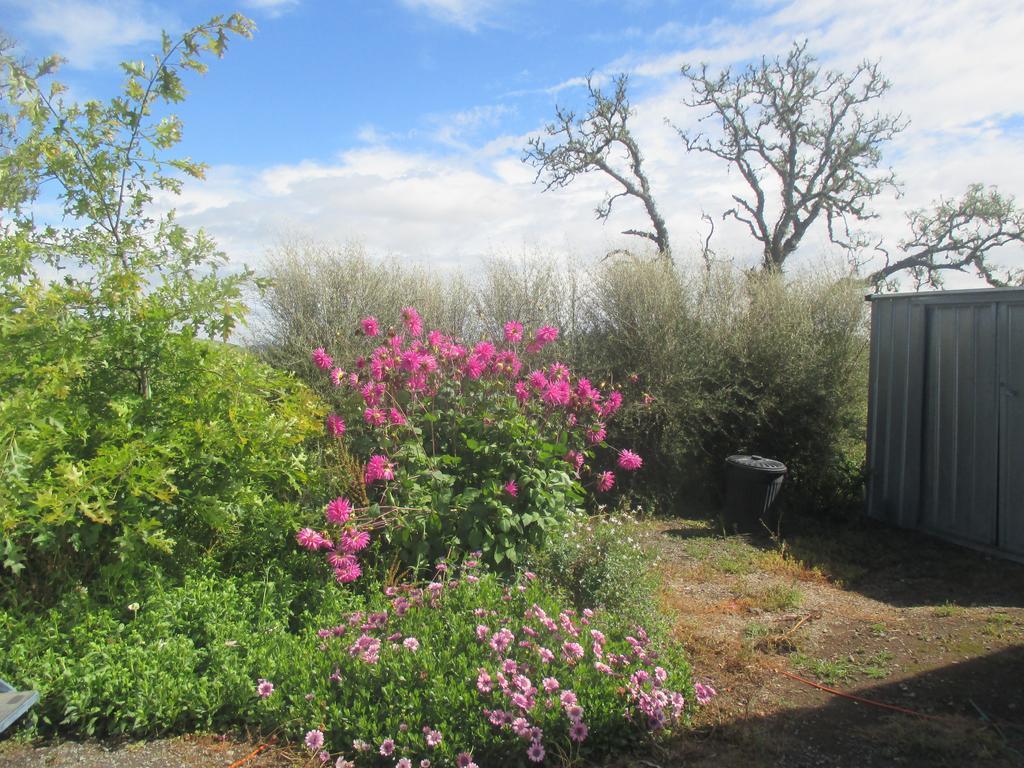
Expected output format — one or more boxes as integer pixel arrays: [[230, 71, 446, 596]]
[[779, 669, 946, 720], [226, 735, 277, 768]]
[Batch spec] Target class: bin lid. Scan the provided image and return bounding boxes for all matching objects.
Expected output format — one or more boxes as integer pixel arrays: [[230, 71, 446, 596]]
[[725, 454, 787, 473]]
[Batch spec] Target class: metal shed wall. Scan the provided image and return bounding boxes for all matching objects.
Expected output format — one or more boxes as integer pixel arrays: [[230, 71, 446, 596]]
[[866, 288, 1024, 560]]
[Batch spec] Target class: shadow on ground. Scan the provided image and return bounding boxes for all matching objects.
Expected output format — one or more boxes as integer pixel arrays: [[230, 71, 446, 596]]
[[667, 646, 1024, 768], [665, 504, 1024, 610]]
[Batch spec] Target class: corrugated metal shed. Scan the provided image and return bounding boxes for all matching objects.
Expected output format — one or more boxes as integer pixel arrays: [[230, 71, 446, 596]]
[[866, 287, 1024, 561]]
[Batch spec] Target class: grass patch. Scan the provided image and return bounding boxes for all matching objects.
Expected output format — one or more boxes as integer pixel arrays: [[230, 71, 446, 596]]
[[933, 601, 963, 618], [868, 622, 888, 637], [747, 583, 804, 612], [860, 650, 895, 679], [792, 653, 857, 685]]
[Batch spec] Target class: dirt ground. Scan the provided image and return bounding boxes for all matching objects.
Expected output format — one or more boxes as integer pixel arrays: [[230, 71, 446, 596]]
[[639, 513, 1024, 768], [3, 513, 1023, 768]]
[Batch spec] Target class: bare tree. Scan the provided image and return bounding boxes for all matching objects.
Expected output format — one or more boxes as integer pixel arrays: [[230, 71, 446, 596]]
[[675, 41, 906, 272], [867, 184, 1024, 289], [524, 73, 672, 262]]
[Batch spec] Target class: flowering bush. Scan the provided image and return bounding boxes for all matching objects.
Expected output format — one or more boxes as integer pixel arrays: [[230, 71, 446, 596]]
[[302, 309, 642, 575], [255, 565, 699, 765]]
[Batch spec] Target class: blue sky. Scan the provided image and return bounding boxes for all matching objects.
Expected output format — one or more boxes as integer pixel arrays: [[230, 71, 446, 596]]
[[3, 0, 1024, 282]]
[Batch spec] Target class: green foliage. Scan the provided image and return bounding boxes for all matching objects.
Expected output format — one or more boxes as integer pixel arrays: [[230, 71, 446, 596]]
[[0, 567, 694, 764], [579, 258, 869, 514], [0, 17, 331, 590], [0, 333, 327, 592], [529, 511, 658, 623]]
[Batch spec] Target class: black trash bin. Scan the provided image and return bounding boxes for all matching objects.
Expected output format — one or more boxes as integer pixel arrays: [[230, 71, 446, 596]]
[[722, 455, 787, 533]]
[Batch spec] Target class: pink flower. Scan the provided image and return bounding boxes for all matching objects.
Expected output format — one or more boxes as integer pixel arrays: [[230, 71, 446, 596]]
[[379, 738, 395, 756], [330, 368, 344, 386], [617, 449, 643, 471], [565, 704, 584, 721], [333, 555, 362, 584], [397, 759, 412, 768], [388, 407, 407, 426], [695, 682, 717, 705], [296, 528, 332, 551], [562, 642, 584, 663], [526, 740, 545, 763], [326, 413, 346, 437], [527, 370, 548, 390], [559, 690, 577, 707], [403, 637, 420, 652], [456, 753, 474, 768], [504, 321, 524, 342], [603, 390, 624, 415], [312, 348, 333, 370], [365, 454, 396, 484], [535, 326, 558, 346], [514, 380, 530, 404], [361, 316, 380, 336], [256, 679, 274, 699], [565, 450, 585, 472], [325, 497, 352, 525], [569, 720, 588, 742], [542, 677, 559, 694], [305, 729, 325, 751], [402, 306, 423, 337], [594, 661, 613, 674], [338, 529, 371, 553], [425, 729, 442, 748], [537, 647, 554, 663], [504, 480, 518, 497], [336, 759, 355, 768], [477, 669, 493, 693], [364, 407, 387, 427], [596, 471, 615, 493], [586, 424, 607, 444]]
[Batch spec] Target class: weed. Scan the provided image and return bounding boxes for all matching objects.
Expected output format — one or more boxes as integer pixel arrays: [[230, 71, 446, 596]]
[[868, 622, 888, 637], [934, 601, 963, 618], [750, 583, 803, 612], [860, 650, 894, 679], [792, 653, 856, 685]]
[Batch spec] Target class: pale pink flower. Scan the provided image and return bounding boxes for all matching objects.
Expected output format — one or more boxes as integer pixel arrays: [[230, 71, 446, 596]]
[[305, 729, 325, 751], [380, 738, 395, 756], [256, 679, 274, 699], [312, 348, 333, 370], [569, 720, 588, 742], [526, 740, 545, 763], [559, 690, 578, 707], [396, 759, 412, 768], [335, 759, 354, 768], [403, 637, 420, 652], [425, 729, 442, 747], [477, 669, 493, 693], [695, 682, 717, 705], [562, 641, 584, 663], [537, 647, 554, 663]]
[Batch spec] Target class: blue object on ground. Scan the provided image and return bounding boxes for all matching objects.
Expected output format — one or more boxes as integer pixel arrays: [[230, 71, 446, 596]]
[[0, 678, 38, 734]]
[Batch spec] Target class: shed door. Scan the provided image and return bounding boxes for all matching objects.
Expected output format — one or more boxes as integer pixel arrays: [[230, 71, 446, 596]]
[[999, 302, 1024, 556], [920, 303, 999, 545]]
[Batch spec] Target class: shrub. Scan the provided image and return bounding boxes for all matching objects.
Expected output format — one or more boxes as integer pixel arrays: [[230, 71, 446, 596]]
[[529, 511, 659, 625], [0, 333, 328, 596], [299, 308, 644, 576], [580, 258, 869, 513]]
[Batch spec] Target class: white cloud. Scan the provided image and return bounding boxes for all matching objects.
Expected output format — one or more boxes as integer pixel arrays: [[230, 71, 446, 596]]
[[3, 0, 168, 69], [397, 0, 506, 31], [168, 0, 1024, 287], [242, 0, 300, 18]]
